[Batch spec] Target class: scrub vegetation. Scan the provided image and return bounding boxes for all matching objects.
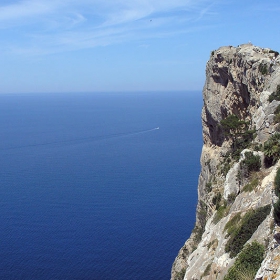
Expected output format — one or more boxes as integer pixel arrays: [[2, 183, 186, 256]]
[[264, 133, 280, 166], [274, 168, 280, 225], [268, 85, 280, 102], [224, 241, 265, 280], [224, 205, 270, 257], [220, 115, 255, 161]]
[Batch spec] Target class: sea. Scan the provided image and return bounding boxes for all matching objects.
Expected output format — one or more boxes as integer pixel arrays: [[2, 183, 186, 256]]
[[0, 91, 202, 280]]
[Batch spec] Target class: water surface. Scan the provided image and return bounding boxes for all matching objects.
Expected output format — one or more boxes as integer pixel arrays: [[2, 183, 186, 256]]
[[0, 92, 202, 279]]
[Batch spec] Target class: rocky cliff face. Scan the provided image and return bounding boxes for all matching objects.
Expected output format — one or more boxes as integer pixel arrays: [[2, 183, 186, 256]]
[[171, 44, 280, 280]]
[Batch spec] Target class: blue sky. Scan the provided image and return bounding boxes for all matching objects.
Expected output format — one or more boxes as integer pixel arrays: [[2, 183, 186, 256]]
[[0, 0, 280, 93]]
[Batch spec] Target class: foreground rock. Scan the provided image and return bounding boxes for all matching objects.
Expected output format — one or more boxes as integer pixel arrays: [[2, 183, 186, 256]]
[[171, 44, 280, 280]]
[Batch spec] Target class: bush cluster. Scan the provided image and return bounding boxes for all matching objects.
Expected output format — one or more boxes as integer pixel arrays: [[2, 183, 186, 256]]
[[240, 151, 261, 177], [212, 192, 222, 209], [220, 115, 244, 134], [207, 239, 218, 250], [174, 268, 186, 280], [264, 133, 280, 166], [242, 178, 259, 192], [225, 205, 271, 258], [192, 226, 204, 244], [227, 193, 237, 204], [253, 143, 262, 151], [274, 168, 280, 225], [220, 115, 255, 160], [224, 212, 242, 236], [201, 263, 212, 278], [213, 205, 228, 224], [259, 63, 268, 75], [274, 104, 280, 124], [274, 200, 280, 225], [206, 182, 212, 193], [211, 192, 230, 224], [268, 85, 280, 102], [193, 201, 208, 243], [275, 168, 280, 197], [221, 157, 232, 176], [224, 241, 265, 280]]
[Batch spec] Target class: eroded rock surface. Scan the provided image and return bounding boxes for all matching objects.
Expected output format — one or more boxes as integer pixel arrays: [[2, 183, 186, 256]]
[[171, 44, 280, 280]]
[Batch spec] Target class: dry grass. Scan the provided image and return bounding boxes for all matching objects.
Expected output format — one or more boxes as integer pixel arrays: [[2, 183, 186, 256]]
[[236, 268, 256, 280]]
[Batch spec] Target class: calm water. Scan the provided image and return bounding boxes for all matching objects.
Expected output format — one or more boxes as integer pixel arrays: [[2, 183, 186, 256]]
[[0, 92, 202, 279]]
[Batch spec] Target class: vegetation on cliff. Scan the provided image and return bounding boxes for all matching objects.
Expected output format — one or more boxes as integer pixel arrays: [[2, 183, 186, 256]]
[[173, 268, 186, 280], [224, 205, 271, 258], [274, 168, 280, 225], [224, 241, 265, 280], [268, 85, 280, 102], [240, 151, 261, 178], [259, 63, 269, 75], [220, 115, 255, 159], [172, 44, 280, 280], [264, 133, 280, 166]]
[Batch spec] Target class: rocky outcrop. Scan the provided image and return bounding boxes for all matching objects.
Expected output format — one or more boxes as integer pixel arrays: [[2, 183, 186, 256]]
[[171, 44, 280, 280]]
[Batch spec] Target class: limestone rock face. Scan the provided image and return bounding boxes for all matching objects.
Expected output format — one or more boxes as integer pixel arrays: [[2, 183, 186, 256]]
[[171, 44, 280, 280]]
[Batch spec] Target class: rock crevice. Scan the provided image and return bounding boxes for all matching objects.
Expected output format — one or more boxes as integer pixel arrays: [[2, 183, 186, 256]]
[[171, 44, 280, 280]]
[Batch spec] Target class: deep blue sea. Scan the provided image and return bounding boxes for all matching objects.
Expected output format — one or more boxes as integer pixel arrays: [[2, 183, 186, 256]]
[[0, 92, 202, 280]]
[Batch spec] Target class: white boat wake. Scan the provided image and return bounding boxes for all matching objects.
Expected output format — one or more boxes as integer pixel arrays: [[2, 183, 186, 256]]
[[2, 127, 160, 151]]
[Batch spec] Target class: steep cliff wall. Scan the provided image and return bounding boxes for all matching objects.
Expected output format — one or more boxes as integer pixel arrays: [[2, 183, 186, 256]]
[[171, 44, 280, 280]]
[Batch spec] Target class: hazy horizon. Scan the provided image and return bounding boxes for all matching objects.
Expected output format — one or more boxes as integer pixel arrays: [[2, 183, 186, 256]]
[[0, 0, 279, 94]]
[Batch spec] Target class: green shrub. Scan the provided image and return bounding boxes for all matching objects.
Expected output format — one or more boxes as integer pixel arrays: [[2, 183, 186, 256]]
[[213, 205, 229, 224], [220, 115, 255, 158], [201, 263, 212, 278], [224, 212, 242, 236], [221, 162, 231, 176], [273, 105, 280, 123], [207, 239, 218, 250], [206, 182, 212, 193], [225, 205, 271, 257], [275, 104, 280, 115], [198, 201, 208, 227], [273, 199, 280, 225], [274, 114, 280, 123], [224, 241, 265, 280], [220, 115, 246, 136], [227, 193, 237, 204], [275, 168, 280, 198], [259, 63, 268, 75], [193, 226, 204, 243], [174, 268, 186, 280], [240, 152, 261, 175], [276, 124, 280, 132], [253, 144, 262, 152], [212, 192, 222, 209], [268, 85, 280, 102], [242, 178, 259, 192], [193, 201, 208, 243], [264, 133, 280, 166]]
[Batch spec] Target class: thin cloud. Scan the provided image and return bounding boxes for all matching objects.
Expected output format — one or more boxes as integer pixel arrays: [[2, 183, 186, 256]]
[[0, 0, 55, 21], [0, 0, 217, 55]]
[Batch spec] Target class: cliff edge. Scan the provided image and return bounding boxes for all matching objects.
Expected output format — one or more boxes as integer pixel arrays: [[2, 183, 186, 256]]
[[171, 44, 280, 280]]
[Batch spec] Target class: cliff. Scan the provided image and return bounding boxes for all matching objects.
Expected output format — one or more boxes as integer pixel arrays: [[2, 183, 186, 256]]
[[171, 44, 280, 280]]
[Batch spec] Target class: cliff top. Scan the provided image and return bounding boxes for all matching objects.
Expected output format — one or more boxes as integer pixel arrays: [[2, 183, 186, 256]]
[[172, 44, 280, 280]]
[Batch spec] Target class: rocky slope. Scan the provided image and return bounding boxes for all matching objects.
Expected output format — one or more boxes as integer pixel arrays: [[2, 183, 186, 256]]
[[171, 44, 280, 280]]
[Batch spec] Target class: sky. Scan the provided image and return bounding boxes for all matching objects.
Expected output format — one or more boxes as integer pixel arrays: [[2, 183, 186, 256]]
[[0, 0, 280, 94]]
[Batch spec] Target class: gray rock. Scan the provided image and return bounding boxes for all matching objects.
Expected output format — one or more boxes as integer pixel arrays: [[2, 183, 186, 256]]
[[171, 44, 280, 280]]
